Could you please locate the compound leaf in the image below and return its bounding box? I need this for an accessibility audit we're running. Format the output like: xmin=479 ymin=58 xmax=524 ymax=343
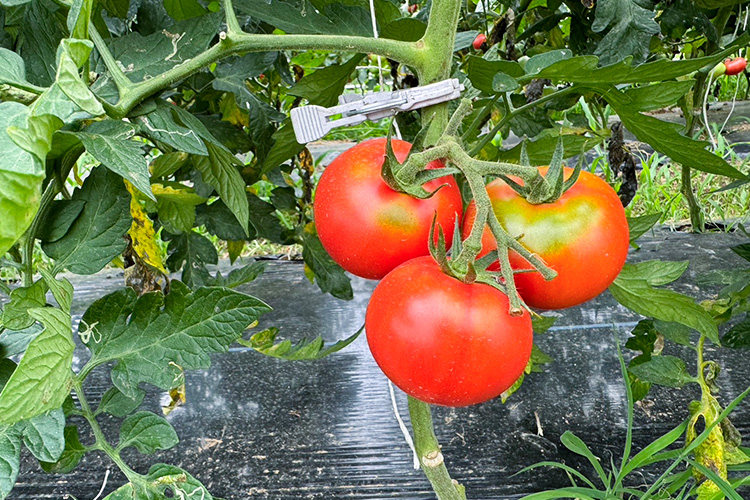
xmin=80 ymin=281 xmax=271 ymax=398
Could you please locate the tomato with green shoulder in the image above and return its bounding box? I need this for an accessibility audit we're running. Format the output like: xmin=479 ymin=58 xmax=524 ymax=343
xmin=462 ymin=167 xmax=629 ymax=310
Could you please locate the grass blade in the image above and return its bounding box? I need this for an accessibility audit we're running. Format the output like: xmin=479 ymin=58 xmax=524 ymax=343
xmin=560 ymin=431 xmax=611 ymax=488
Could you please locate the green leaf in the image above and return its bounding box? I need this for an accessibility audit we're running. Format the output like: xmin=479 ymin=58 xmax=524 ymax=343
xmin=0 ymin=102 xmax=45 ymax=256
xmin=609 ymin=278 xmax=719 ymax=345
xmin=67 ymin=0 xmax=93 ymax=39
xmin=525 ymin=50 xmax=573 ymax=75
xmin=623 ymin=81 xmax=694 ymax=112
xmin=261 ymin=119 xmax=305 ymax=173
xmin=526 ymin=37 xmax=749 ymax=84
xmin=244 ymin=325 xmax=362 ymax=360
xmin=1 ymin=280 xmax=47 ymax=330
xmin=56 ymin=49 xmax=99 ymax=115
xmin=466 ymin=56 xmax=525 ymax=94
xmin=653 ymin=319 xmax=693 ymax=347
xmin=81 ymin=281 xmax=271 ymax=398
xmin=150 ymin=151 xmax=190 ymax=179
xmin=19 ymin=1 xmax=67 ymax=87
xmin=43 ymin=167 xmax=133 ymax=275
xmin=610 ymin=273 xmax=720 ymax=345
xmin=591 ymin=0 xmax=660 ymax=66
xmin=560 ymin=431 xmax=609 ymax=486
xmin=99 ymin=0 xmax=130 ymax=17
xmin=40 ymin=425 xmax=86 ymax=474
xmin=454 ymin=30 xmax=479 ymax=51
xmin=18 ymin=408 xmax=65 ymax=463
xmin=74 ymin=129 xmax=153 ymax=201
xmin=0 ymin=307 xmax=74 ymax=425
xmin=235 ymin=0 xmax=370 ymax=35
xmin=97 ymin=387 xmax=146 ymax=417
xmin=153 ymin=182 xmax=206 ymax=234
xmin=0 ymin=424 xmax=21 ymax=500
xmin=616 ymin=260 xmax=689 ymax=286
xmin=288 ymin=54 xmax=364 ymax=107
xmin=136 ymin=102 xmax=208 ymax=156
xmin=211 ymin=261 xmax=267 ymax=288
xmin=118 ymin=411 xmax=178 ymax=454
xmin=629 ymin=355 xmax=696 ymax=388
xmin=723 ymin=315 xmax=750 ymax=348
xmin=301 ymin=229 xmax=353 ymax=300
xmin=660 ymin=0 xmax=718 ymax=44
xmin=165 ymin=230 xmax=218 ymax=286
xmin=730 ymin=243 xmax=750 ymax=263
xmin=495 ymin=126 xmax=606 ymax=164
xmin=0 ymin=407 xmax=65 ymax=499
xmin=532 ymin=315 xmax=557 ymax=334
xmin=163 ymin=0 xmax=207 ymax=19
xmin=92 ymin=14 xmax=221 ymax=102
xmin=7 ymin=114 xmax=63 ymax=164
xmin=38 ymin=269 xmax=74 ymax=313
xmin=196 ymin=199 xmax=252 ymax=241
xmin=628 ymin=212 xmax=661 ymax=243
xmin=193 ymin=143 xmax=249 ymax=234
xmin=0 ymin=325 xmax=44 ymax=359
xmin=0 ymin=49 xmax=34 ymax=89
xmin=381 ymin=18 xmax=426 ymax=42
xmin=492 ymin=72 xmax=519 ymax=93
xmin=104 ymin=463 xmax=215 ymax=500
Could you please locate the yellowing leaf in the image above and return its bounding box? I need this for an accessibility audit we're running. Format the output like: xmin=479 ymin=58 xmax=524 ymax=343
xmin=124 ymin=180 xmax=167 ymax=274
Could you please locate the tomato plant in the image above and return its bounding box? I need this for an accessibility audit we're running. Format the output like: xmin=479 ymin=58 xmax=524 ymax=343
xmin=365 ymin=256 xmax=532 ymax=407
xmin=463 ymin=168 xmax=629 ymax=310
xmin=314 ymin=138 xmax=463 ymax=280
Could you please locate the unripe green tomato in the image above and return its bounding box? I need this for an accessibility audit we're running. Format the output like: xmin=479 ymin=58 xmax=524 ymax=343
xmin=710 ymin=61 xmax=727 ymax=79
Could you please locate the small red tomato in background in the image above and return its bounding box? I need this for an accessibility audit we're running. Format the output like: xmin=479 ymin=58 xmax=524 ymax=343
xmin=473 ymin=33 xmax=487 ymax=50
xmin=724 ymin=57 xmax=747 ymax=76
xmin=407 ymin=3 xmax=418 ymax=13
xmin=462 ymin=168 xmax=629 ymax=310
xmin=314 ymin=138 xmax=463 ymax=280
xmin=365 ymin=256 xmax=533 ymax=407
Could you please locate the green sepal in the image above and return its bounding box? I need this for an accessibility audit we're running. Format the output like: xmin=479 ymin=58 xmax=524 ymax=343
xmin=381 ymin=125 xmax=404 ymax=192
xmin=428 ymin=215 xmax=454 ymax=278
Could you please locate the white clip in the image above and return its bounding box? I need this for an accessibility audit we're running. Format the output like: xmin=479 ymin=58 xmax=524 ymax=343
xmin=290 ymin=78 xmax=464 ymax=144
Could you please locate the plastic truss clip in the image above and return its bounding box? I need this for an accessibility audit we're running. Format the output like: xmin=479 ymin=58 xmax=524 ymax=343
xmin=290 ymin=78 xmax=465 ymax=144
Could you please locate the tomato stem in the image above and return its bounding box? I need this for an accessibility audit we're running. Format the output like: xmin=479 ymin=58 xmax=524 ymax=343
xmin=408 ymin=397 xmax=467 ymax=500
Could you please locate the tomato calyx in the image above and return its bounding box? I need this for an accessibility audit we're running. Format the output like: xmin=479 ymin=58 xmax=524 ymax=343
xmin=381 ymin=125 xmax=459 ymax=199
xmin=427 ymin=216 xmax=527 ymax=317
xmin=502 ymin=138 xmax=582 ymax=205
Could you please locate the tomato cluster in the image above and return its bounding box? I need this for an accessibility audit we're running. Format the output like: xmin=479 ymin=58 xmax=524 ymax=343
xmin=313 ymin=141 xmax=629 ymax=407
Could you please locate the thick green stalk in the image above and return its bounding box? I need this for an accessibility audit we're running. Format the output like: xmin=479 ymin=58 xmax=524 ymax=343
xmin=408 ymin=397 xmax=466 ymax=500
xmin=416 ymin=0 xmax=463 ymax=143
xmin=104 ymin=32 xmax=421 ymax=118
xmin=22 ymin=180 xmax=59 ymax=286
xmin=72 ymin=375 xmax=141 ymax=483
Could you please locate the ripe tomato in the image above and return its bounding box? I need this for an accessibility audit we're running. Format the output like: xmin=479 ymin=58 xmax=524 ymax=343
xmin=724 ymin=57 xmax=747 ymax=76
xmin=473 ymin=33 xmax=487 ymax=50
xmin=365 ymin=256 xmax=532 ymax=406
xmin=407 ymin=3 xmax=418 ymax=13
xmin=314 ymin=138 xmax=462 ymax=280
xmin=462 ymin=168 xmax=629 ymax=310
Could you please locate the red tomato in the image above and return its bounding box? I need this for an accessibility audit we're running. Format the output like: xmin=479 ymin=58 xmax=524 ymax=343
xmin=365 ymin=256 xmax=532 ymax=406
xmin=407 ymin=3 xmax=418 ymax=13
xmin=724 ymin=57 xmax=747 ymax=76
xmin=462 ymin=168 xmax=629 ymax=310
xmin=314 ymin=138 xmax=462 ymax=280
xmin=473 ymin=33 xmax=487 ymax=50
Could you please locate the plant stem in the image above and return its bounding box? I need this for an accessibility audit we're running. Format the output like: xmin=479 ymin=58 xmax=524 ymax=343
xmin=408 ymin=397 xmax=466 ymax=500
xmin=681 ymin=164 xmax=705 ymax=233
xmin=469 ymin=86 xmax=578 ymax=156
xmin=22 ymin=180 xmax=60 ymax=287
xmin=106 ymin=32 xmax=421 ymax=118
xmin=417 ymin=0 xmax=463 ymax=143
xmin=72 ymin=375 xmax=141 ymax=483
